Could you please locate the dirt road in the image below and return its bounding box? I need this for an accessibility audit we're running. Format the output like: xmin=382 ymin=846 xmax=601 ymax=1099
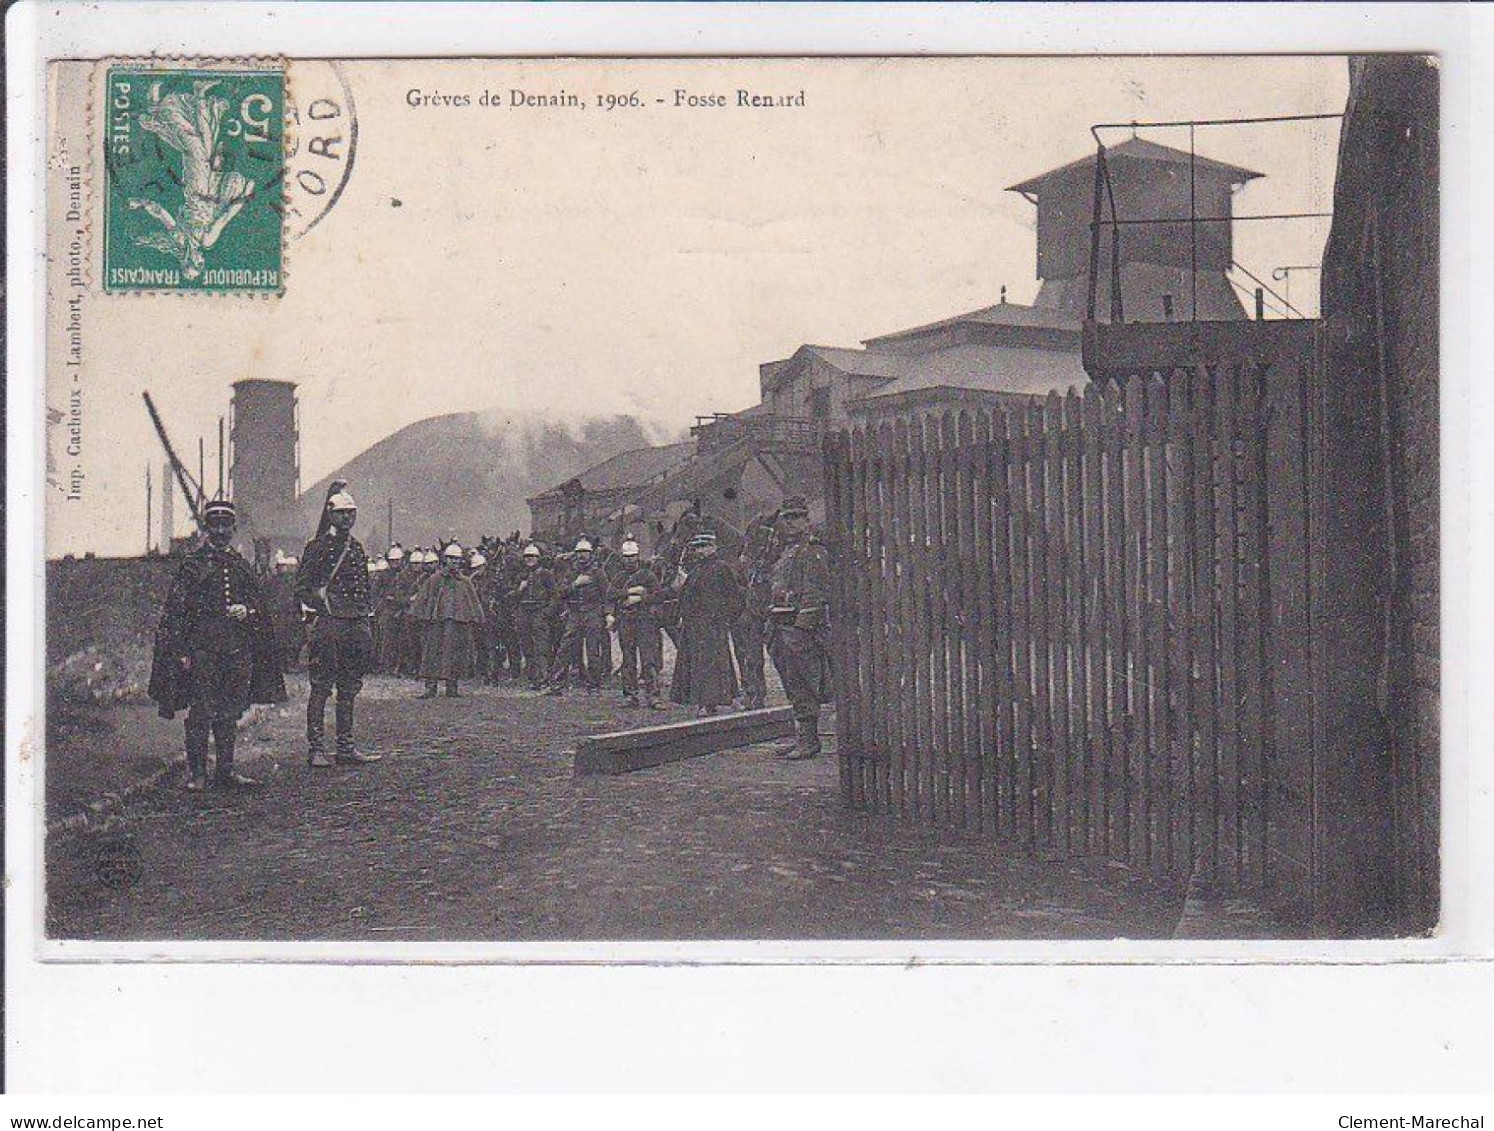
xmin=46 ymin=675 xmax=1187 ymax=941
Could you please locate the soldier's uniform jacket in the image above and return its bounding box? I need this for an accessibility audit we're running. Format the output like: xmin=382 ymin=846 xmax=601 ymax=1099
xmin=613 ymin=562 xmax=664 ymax=625
xmin=770 ymin=535 xmax=832 ymax=631
xmin=512 ymin=564 xmax=559 ymax=613
xmin=294 ymin=531 xmax=372 ymax=619
xmin=741 ymin=518 xmax=779 ymax=614
xmin=491 ymin=556 xmax=524 ymax=616
xmin=147 ymin=541 xmax=288 ymax=718
xmin=560 ymin=562 xmax=611 ymax=629
xmin=375 ymin=565 xmax=409 ymax=612
xmin=604 ymin=554 xmax=638 ymax=597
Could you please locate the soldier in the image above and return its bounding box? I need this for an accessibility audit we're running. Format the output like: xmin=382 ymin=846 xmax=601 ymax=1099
xmin=266 ymin=550 xmax=305 ymax=672
xmin=732 ymin=513 xmax=775 ymax=710
xmin=514 ymin=543 xmax=558 ymax=689
xmin=485 ymin=544 xmax=523 ymax=682
xmin=399 ymin=549 xmax=438 ymax=676
xmin=613 ymin=539 xmax=666 ymax=709
xmin=410 ymin=543 xmax=487 ymax=697
xmin=367 ymin=555 xmax=389 ymax=663
xmin=767 ymin=495 xmax=835 ymax=760
xmin=465 ymin=548 xmax=492 ymax=682
xmin=375 ymin=543 xmax=409 ymax=673
xmin=547 ymin=538 xmax=611 ymax=696
xmin=148 ymin=499 xmax=287 ymax=791
xmin=652 ymin=512 xmax=697 ymax=652
xmin=670 ymin=530 xmax=743 ymax=715
xmin=295 ymin=485 xmax=382 ymax=768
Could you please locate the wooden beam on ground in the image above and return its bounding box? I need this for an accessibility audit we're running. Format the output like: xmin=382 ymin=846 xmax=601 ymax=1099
xmin=574 ymin=707 xmax=796 ymax=776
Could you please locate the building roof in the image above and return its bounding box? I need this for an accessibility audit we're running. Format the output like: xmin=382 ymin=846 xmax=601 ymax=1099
xmin=852 ymin=343 xmax=1088 ymax=404
xmin=1007 ymin=136 xmax=1264 ymax=196
xmin=801 ymin=344 xmax=912 ymax=378
xmin=533 ymin=440 xmax=696 ymax=499
xmin=862 ymin=300 xmax=1080 ymax=346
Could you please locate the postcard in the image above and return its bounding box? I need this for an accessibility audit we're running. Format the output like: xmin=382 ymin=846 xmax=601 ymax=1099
xmin=36 ymin=51 xmax=1439 ymax=952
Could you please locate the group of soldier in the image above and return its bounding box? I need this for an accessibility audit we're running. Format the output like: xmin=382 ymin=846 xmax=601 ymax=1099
xmin=149 ymin=480 xmax=834 ymax=793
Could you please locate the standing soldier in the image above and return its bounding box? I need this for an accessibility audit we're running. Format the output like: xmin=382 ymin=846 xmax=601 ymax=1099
xmin=732 ymin=513 xmax=775 ymax=711
xmin=375 ymin=543 xmax=409 ymax=673
xmin=267 ymin=551 xmax=305 ymax=672
xmin=367 ymin=556 xmax=389 ymax=663
xmin=612 ymin=539 xmax=667 ymax=709
xmin=547 ymin=538 xmax=611 ymax=696
xmin=295 ymin=485 xmax=382 ymax=768
xmin=399 ymin=549 xmax=438 ymax=676
xmin=486 ymin=545 xmax=523 ymax=682
xmin=514 ymin=543 xmax=557 ymax=690
xmin=410 ymin=543 xmax=487 ymax=697
xmin=767 ymin=495 xmax=834 ymax=760
xmin=670 ymin=530 xmax=743 ymax=716
xmin=148 ymin=498 xmax=287 ymax=791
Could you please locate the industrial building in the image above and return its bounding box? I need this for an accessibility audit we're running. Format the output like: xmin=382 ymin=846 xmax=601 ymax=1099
xmin=529 ymin=135 xmax=1263 ymax=539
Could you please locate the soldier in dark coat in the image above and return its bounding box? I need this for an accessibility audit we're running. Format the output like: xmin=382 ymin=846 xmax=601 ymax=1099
xmin=513 ymin=543 xmax=558 ymax=689
xmin=410 ymin=543 xmax=488 ymax=697
xmin=148 ymin=499 xmax=287 ymax=791
xmin=670 ymin=530 xmax=743 ymax=714
xmin=612 ymin=539 xmax=666 ymax=709
xmin=294 ymin=485 xmax=382 ymax=768
xmin=266 ymin=553 xmax=305 ymax=671
xmin=652 ymin=512 xmax=698 ymax=652
xmin=375 ymin=544 xmax=409 ymax=672
xmin=767 ymin=496 xmax=835 ymax=759
xmin=482 ymin=545 xmax=523 ymax=681
xmin=546 ymin=538 xmax=611 ymax=695
xmin=732 ymin=513 xmax=775 ymax=711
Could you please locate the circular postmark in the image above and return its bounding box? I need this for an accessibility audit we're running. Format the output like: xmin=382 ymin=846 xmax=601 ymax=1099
xmin=92 ymin=832 xmax=144 ymax=890
xmin=283 ymin=60 xmax=358 ymax=240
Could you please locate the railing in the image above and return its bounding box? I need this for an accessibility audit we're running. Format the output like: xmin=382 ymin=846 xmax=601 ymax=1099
xmin=692 ymin=411 xmax=821 ymax=454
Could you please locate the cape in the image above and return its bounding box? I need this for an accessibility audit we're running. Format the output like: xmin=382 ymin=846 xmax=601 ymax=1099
xmin=147 ymin=543 xmax=289 ymax=719
xmin=410 ymin=571 xmax=487 ymax=624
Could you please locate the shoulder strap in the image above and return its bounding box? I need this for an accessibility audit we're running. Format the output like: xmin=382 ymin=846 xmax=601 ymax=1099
xmin=325 ymin=536 xmax=353 ymax=589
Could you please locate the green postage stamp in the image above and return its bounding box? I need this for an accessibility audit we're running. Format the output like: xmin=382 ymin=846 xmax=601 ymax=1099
xmin=102 ymin=66 xmax=285 ymax=293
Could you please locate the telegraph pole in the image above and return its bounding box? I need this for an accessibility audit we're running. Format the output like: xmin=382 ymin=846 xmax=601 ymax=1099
xmin=217 ymin=416 xmax=225 ymax=499
xmin=387 ymin=497 xmax=394 ymax=552
xmin=161 ymin=459 xmax=174 ymax=548
xmin=145 ymin=464 xmax=153 ymax=554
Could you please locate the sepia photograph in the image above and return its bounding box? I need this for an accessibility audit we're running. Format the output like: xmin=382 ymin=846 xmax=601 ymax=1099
xmin=38 ymin=49 xmax=1438 ymax=949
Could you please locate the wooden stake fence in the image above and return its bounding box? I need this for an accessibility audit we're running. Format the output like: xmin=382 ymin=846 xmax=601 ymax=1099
xmin=823 ymin=361 xmax=1317 ymax=898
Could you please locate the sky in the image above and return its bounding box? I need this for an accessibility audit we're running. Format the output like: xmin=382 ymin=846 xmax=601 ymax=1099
xmin=46 ymin=55 xmax=1347 ymax=557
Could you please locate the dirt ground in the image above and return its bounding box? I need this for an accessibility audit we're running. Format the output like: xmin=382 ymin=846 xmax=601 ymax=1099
xmin=45 ymin=674 xmax=1190 ymax=941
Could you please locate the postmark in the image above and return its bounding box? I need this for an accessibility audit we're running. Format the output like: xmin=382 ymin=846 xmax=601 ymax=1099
xmin=91 ymin=832 xmax=144 ymax=890
xmin=283 ymin=60 xmax=359 ymax=240
xmin=102 ymin=65 xmax=285 ymax=293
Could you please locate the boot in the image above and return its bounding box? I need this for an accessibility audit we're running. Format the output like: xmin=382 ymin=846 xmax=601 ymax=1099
xmin=335 ymin=696 xmax=382 ymax=764
xmin=185 ymin=713 xmax=210 ymax=790
xmin=212 ymin=718 xmax=258 ymax=788
xmin=307 ymin=687 xmax=335 ymax=767
xmin=445 ymin=679 xmax=460 ymax=698
xmin=418 ymin=680 xmax=439 ymax=699
xmin=783 ymin=712 xmax=821 ymax=761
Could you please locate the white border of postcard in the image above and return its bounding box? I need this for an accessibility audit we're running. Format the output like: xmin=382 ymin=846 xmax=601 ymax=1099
xmin=7 ymin=0 xmax=1490 ymax=1093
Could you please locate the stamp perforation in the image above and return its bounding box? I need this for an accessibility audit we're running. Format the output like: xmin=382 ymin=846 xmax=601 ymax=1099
xmin=91 ymin=56 xmax=290 ymax=299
